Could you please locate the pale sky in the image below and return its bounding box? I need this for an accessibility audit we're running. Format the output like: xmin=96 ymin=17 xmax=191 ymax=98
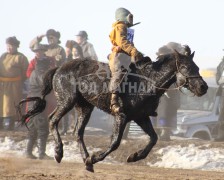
xmin=1 ymin=0 xmax=224 ymax=70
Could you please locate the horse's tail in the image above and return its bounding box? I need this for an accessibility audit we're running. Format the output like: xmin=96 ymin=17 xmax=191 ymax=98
xmin=17 ymin=67 xmax=58 ymax=125
xmin=17 ymin=97 xmax=47 ymax=125
xmin=41 ymin=67 xmax=58 ymax=98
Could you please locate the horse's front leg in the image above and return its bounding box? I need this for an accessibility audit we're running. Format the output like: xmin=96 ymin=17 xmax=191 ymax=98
xmin=49 ymin=108 xmax=64 ymax=163
xmin=74 ymin=105 xmax=94 ymax=172
xmin=127 ymin=116 xmax=158 ymax=162
xmin=85 ymin=113 xmax=127 ymax=166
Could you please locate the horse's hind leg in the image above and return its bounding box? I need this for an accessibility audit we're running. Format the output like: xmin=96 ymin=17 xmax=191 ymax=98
xmin=85 ymin=113 xmax=127 ymax=169
xmin=74 ymin=102 xmax=94 ymax=171
xmin=49 ymin=95 xmax=76 ymax=163
xmin=127 ymin=116 xmax=158 ymax=162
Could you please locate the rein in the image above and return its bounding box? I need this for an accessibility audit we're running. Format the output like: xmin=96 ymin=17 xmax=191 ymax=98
xmin=151 ymin=53 xmax=201 ymax=91
xmin=152 ymin=74 xmax=187 ymax=91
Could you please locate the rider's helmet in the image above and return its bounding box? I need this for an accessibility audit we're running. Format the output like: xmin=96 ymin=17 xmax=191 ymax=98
xmin=115 ymin=7 xmax=133 ymax=27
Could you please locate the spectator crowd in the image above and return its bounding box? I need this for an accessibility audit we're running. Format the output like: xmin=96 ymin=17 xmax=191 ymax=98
xmin=0 ymin=29 xmax=98 ymax=159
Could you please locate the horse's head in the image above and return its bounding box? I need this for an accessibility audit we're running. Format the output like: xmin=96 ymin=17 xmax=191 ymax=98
xmin=174 ymin=45 xmax=208 ymax=96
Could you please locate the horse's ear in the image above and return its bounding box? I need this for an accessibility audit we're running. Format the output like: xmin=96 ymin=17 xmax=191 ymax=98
xmin=183 ymin=45 xmax=191 ymax=56
xmin=190 ymin=51 xmax=195 ymax=60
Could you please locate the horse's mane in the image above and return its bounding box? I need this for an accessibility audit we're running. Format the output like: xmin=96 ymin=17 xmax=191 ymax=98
xmin=152 ymin=44 xmax=191 ymax=70
xmin=152 ymin=53 xmax=173 ymax=70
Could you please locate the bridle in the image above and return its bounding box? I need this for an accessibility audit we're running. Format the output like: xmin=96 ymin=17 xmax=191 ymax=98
xmin=152 ymin=51 xmax=202 ymax=91
xmin=175 ymin=52 xmax=202 ymax=80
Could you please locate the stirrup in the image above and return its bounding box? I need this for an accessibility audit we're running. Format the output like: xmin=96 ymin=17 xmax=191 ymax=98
xmin=110 ymin=104 xmax=121 ymax=114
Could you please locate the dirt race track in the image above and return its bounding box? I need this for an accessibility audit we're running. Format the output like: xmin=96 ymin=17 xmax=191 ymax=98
xmin=2 ymin=158 xmax=224 ymax=180
xmin=1 ymin=131 xmax=224 ymax=180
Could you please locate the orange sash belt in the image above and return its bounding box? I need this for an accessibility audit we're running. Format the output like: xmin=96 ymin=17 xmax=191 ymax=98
xmin=0 ymin=76 xmax=21 ymax=82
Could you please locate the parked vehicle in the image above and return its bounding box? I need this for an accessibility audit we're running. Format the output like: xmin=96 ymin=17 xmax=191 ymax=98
xmin=174 ymin=76 xmax=221 ymax=140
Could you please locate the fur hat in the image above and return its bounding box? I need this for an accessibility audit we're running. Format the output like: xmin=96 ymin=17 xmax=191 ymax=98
xmin=46 ymin=29 xmax=61 ymax=44
xmin=46 ymin=29 xmax=60 ymax=39
xmin=32 ymin=44 xmax=48 ymax=52
xmin=6 ymin=36 xmax=20 ymax=47
xmin=75 ymin=31 xmax=88 ymax=40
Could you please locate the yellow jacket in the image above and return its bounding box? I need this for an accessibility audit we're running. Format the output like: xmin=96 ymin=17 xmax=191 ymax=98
xmin=109 ymin=21 xmax=139 ymax=57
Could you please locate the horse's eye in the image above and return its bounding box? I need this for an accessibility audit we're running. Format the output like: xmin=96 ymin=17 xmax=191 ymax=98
xmin=179 ymin=66 xmax=188 ymax=73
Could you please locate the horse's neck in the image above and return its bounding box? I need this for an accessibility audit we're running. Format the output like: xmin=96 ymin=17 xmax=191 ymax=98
xmin=152 ymin=57 xmax=177 ymax=91
xmin=159 ymin=58 xmax=177 ymax=88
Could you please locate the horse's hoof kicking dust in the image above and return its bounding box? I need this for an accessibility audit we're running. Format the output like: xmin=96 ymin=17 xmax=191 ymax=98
xmin=54 ymin=155 xmax=62 ymax=163
xmin=85 ymin=157 xmax=94 ymax=172
xmin=127 ymin=152 xmax=138 ymax=163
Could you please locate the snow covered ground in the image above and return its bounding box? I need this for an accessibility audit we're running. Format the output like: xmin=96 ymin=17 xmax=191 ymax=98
xmin=1 ymin=133 xmax=224 ymax=172
xmin=148 ymin=143 xmax=224 ymax=171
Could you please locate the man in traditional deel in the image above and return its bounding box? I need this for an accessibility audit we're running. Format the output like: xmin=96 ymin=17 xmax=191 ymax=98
xmin=0 ymin=36 xmax=29 ymax=130
xmin=30 ymin=29 xmax=66 ymax=67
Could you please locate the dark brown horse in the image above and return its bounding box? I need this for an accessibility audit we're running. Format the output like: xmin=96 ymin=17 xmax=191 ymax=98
xmin=18 ymin=45 xmax=208 ymax=172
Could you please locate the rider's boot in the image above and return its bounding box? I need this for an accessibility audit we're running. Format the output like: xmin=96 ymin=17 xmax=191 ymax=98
xmin=110 ymin=93 xmax=122 ymax=115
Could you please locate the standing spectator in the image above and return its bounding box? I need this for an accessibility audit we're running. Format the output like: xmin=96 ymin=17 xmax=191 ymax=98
xmin=214 ymin=56 xmax=224 ymax=141
xmin=156 ymin=85 xmax=180 ymax=141
xmin=65 ymin=40 xmax=83 ymax=61
xmin=30 ymin=29 xmax=66 ymax=67
xmin=26 ymin=44 xmax=55 ymax=78
xmin=30 ymin=29 xmax=66 ymax=134
xmin=155 ymin=42 xmax=183 ymax=141
xmin=0 ymin=36 xmax=29 ymax=130
xmin=75 ymin=31 xmax=98 ymax=60
xmin=25 ymin=44 xmax=55 ymax=159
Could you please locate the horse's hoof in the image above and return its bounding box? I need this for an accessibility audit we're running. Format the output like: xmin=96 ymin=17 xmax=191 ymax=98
xmin=54 ymin=154 xmax=62 ymax=163
xmin=85 ymin=157 xmax=94 ymax=173
xmin=127 ymin=152 xmax=138 ymax=163
xmin=85 ymin=164 xmax=94 ymax=173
